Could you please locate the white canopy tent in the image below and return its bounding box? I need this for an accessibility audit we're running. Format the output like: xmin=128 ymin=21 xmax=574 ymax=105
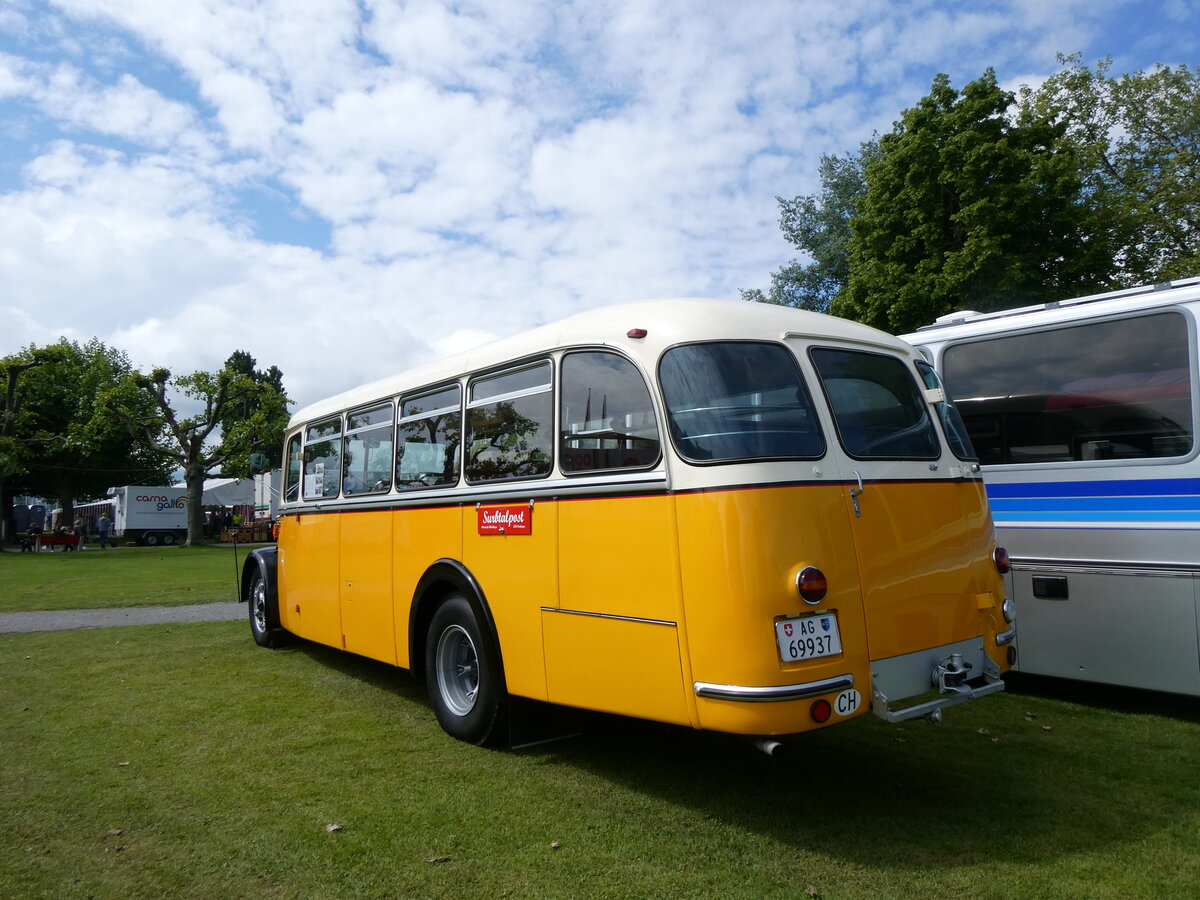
xmin=201 ymin=477 xmax=254 ymax=507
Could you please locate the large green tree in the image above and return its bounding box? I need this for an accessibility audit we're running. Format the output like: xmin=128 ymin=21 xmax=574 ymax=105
xmin=1 ymin=347 xmax=62 ymax=541
xmin=112 ymin=363 xmax=291 ymax=545
xmin=4 ymin=340 xmax=171 ymax=531
xmin=833 ymin=69 xmax=1112 ymax=333
xmin=741 ymin=140 xmax=879 ymax=312
xmin=221 ymin=350 xmax=290 ymax=473
xmin=1020 ymin=55 xmax=1200 ymax=285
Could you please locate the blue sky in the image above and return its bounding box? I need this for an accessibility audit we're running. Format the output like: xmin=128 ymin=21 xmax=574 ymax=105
xmin=1 ymin=0 xmax=1197 ymax=408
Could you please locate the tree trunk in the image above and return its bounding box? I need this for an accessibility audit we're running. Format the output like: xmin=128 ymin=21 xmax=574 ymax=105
xmin=184 ymin=466 xmax=207 ymax=546
xmin=56 ymin=474 xmax=74 ymax=532
xmin=0 ymin=477 xmax=11 ymax=543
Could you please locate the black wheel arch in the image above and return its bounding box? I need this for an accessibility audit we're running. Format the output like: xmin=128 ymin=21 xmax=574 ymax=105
xmin=409 ymin=559 xmax=506 ymax=693
xmin=241 ymin=546 xmax=279 ymax=605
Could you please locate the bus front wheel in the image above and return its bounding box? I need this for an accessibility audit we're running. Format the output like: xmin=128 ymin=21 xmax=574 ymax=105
xmin=248 ymin=568 xmax=289 ymax=649
xmin=425 ymin=594 xmax=504 ymax=746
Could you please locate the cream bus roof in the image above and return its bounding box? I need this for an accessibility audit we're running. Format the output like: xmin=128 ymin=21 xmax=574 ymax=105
xmin=290 ymin=297 xmax=912 ymax=427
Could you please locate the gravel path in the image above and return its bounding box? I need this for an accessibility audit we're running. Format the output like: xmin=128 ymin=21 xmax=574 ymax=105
xmin=0 ymin=602 xmax=245 ymax=634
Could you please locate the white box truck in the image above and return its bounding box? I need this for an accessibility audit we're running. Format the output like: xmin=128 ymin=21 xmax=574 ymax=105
xmin=108 ymin=485 xmax=188 ymax=546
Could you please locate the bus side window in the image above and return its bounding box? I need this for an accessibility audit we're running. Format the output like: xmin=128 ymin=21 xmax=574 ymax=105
xmin=466 ymin=364 xmax=553 ymax=482
xmin=343 ymin=404 xmax=394 ymax=495
xmin=397 ymin=385 xmax=461 ymax=489
xmin=560 ymin=351 xmax=661 ymax=473
xmin=303 ymin=417 xmax=343 ymax=499
xmin=282 ymin=432 xmax=302 ymax=503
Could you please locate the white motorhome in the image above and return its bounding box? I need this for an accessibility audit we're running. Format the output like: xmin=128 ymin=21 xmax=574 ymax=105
xmin=904 ymin=276 xmax=1200 ymax=696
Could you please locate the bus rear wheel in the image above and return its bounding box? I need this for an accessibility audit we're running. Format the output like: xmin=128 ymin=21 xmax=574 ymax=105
xmin=425 ymin=594 xmax=504 ymax=746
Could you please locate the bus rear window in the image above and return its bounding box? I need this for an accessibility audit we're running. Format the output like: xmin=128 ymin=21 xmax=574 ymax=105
xmin=659 ymin=342 xmax=824 ymax=463
xmin=810 ymin=348 xmax=939 ymax=460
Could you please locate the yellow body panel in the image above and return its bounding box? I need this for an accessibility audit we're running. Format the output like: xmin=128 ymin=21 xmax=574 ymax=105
xmin=674 ymin=484 xmax=872 ymax=733
xmin=542 ymin=611 xmax=689 ymax=724
xmin=390 ymin=505 xmax=462 ymax=670
xmin=278 ymin=513 xmax=342 ymax=643
xmin=847 ymin=480 xmax=1006 ymax=662
xmin=338 ymin=510 xmax=396 ymax=662
xmin=556 ymin=494 xmax=679 ymax=620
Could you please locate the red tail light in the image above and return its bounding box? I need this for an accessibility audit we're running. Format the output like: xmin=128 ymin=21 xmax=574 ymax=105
xmin=810 ymin=699 xmax=832 ymax=723
xmin=797 ymin=566 xmax=828 ymax=604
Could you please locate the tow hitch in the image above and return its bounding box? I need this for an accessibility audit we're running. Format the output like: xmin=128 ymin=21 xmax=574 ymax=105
xmin=932 ymin=652 xmax=973 ymax=694
xmin=870 ymin=640 xmax=1006 ymax=724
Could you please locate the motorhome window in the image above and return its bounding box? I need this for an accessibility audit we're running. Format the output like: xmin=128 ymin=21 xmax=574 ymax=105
xmin=396 ymin=385 xmax=461 ymax=490
xmin=303 ymin=417 xmax=343 ymax=499
xmin=942 ymin=312 xmax=1193 ymax=464
xmin=283 ymin=433 xmax=302 ymax=503
xmin=659 ymin=342 xmax=824 ymax=463
xmin=916 ymin=360 xmax=977 ymax=461
xmin=810 ymin=348 xmax=940 ymax=460
xmin=560 ymin=352 xmax=661 ymax=473
xmin=466 ymin=363 xmax=553 ymax=482
xmin=342 ymin=403 xmax=394 ymax=495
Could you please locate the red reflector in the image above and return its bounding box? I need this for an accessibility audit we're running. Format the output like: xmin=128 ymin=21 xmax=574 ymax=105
xmin=1007 ymin=646 xmax=1017 ymax=666
xmin=810 ymin=699 xmax=832 ymax=723
xmin=626 ymin=328 xmax=648 ymax=339
xmin=797 ymin=566 xmax=828 ymax=604
xmin=994 ymin=546 xmax=1011 ymax=575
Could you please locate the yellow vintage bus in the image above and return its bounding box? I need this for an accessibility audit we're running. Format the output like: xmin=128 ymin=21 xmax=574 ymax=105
xmin=242 ymin=299 xmax=1014 ymax=749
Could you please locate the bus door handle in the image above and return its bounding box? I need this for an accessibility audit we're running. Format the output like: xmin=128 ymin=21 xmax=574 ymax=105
xmin=849 ymin=471 xmax=864 ymax=518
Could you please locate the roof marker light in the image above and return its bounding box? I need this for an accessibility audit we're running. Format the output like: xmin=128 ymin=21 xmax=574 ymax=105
xmin=627 ymin=328 xmax=648 ymax=339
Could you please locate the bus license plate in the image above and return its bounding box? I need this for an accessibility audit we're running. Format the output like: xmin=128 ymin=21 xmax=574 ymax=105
xmin=775 ymin=614 xmax=842 ymax=662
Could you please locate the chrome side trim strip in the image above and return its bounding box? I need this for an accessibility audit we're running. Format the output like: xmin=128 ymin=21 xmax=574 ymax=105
xmin=1013 ymin=558 xmax=1200 ymax=579
xmin=995 ymin=628 xmax=1016 ymax=646
xmin=694 ymin=674 xmax=854 ymax=703
xmin=540 ymin=607 xmax=676 ymax=627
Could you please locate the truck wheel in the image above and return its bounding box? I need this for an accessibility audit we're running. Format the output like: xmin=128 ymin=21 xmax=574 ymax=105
xmin=425 ymin=594 xmax=505 ymax=746
xmin=249 ymin=568 xmax=289 ymax=648
xmin=161 ymin=532 xmax=176 ymax=546
xmin=144 ymin=532 xmax=160 ymax=547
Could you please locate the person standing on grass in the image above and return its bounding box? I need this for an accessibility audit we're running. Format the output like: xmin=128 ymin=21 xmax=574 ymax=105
xmin=97 ymin=513 xmax=112 ymax=549
xmin=73 ymin=515 xmax=86 ymax=549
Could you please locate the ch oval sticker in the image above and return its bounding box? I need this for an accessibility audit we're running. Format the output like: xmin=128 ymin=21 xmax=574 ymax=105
xmin=834 ymin=689 xmax=862 ymax=717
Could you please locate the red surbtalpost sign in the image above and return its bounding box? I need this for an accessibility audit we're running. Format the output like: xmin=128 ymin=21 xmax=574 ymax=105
xmin=477 ymin=503 xmax=533 ymax=536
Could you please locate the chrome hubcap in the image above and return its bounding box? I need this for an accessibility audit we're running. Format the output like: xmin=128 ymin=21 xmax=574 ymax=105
xmin=251 ymin=580 xmax=267 ymax=633
xmin=435 ymin=624 xmax=479 ymax=717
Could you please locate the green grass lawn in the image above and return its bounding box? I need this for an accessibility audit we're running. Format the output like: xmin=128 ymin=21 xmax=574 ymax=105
xmin=0 ymin=544 xmax=260 ymax=612
xmin=2 ymin=622 xmax=1198 ymax=899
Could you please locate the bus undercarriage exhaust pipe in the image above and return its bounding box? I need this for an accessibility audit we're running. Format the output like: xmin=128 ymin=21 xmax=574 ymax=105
xmin=755 ymin=737 xmax=784 ymax=758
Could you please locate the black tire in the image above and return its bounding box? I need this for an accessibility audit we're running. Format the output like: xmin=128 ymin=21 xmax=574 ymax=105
xmin=161 ymin=532 xmax=176 ymax=546
xmin=424 ymin=593 xmax=505 ymax=746
xmin=143 ymin=532 xmax=160 ymax=547
xmin=248 ymin=567 xmax=289 ymax=648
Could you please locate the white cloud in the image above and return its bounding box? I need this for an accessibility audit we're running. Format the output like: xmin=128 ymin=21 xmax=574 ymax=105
xmin=0 ymin=0 xmax=1188 ymax=413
